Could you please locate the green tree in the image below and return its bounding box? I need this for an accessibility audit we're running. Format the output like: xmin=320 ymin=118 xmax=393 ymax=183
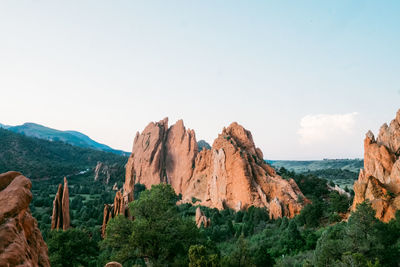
xmin=47 ymin=228 xmax=98 ymax=267
xmin=225 ymin=234 xmax=254 ymax=267
xmin=188 ymin=245 xmax=220 ymax=267
xmin=129 ymin=184 xmax=201 ymax=265
xmin=99 ymin=215 xmax=136 ymax=265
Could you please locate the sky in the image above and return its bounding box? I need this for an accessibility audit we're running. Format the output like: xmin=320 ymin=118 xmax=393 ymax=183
xmin=1 ymin=1 xmax=399 ymax=160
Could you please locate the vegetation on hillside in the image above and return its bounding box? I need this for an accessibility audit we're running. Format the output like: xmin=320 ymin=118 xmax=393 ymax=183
xmin=40 ymin=173 xmax=399 ymax=266
xmin=4 ymin=130 xmax=398 ymax=266
xmin=0 ymin=128 xmax=126 ymax=179
xmin=269 ymin=159 xmax=363 ymax=173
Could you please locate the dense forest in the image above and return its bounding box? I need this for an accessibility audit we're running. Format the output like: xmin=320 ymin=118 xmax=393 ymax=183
xmin=0 ymin=128 xmax=126 ymax=179
xmin=3 ymin=128 xmax=399 ymax=266
xmin=30 ymin=166 xmax=400 ymax=266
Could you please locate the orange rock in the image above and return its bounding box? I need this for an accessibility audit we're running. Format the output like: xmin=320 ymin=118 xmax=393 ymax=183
xmin=352 ymin=109 xmax=400 ymax=222
xmin=62 ymin=177 xmax=70 ymax=231
xmin=184 ymin=122 xmax=306 ymax=219
xmin=102 ymin=190 xmax=126 ymax=237
xmin=124 ymin=118 xmax=169 ymax=203
xmin=123 ymin=119 xmax=306 ymax=219
xmin=0 ymin=171 xmax=50 ymax=267
xmin=51 ymin=177 xmax=70 ymax=230
xmin=165 ymin=120 xmax=198 ymax=195
xmin=195 ymin=207 xmax=210 ymax=228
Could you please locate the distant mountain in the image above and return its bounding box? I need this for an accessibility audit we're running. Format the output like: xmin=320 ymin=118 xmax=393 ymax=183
xmin=4 ymin=122 xmax=128 ymax=155
xmin=267 ymin=158 xmax=363 ymax=173
xmin=0 ymin=123 xmax=10 ymax=129
xmin=197 ymin=140 xmax=211 ymax=151
xmin=0 ymin=128 xmax=127 ymax=179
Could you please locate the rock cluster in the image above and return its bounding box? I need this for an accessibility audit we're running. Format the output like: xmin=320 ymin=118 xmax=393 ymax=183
xmin=0 ymin=171 xmax=50 ymax=266
xmin=352 ymin=109 xmax=400 ymax=222
xmin=94 ymin=161 xmax=124 ymax=185
xmin=124 ymin=119 xmax=306 ymax=219
xmin=51 ymin=177 xmax=70 ymax=230
xmin=195 ymin=207 xmax=210 ymax=228
xmin=102 ymin=191 xmax=125 ymax=237
xmin=94 ymin=161 xmax=111 ymax=184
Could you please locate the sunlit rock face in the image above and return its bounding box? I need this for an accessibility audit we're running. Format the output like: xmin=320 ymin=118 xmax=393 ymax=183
xmin=0 ymin=171 xmax=50 ymax=267
xmin=102 ymin=190 xmax=125 ymax=237
xmin=352 ymin=109 xmax=400 ymax=222
xmin=123 ymin=119 xmax=306 ymax=219
xmin=51 ymin=177 xmax=70 ymax=231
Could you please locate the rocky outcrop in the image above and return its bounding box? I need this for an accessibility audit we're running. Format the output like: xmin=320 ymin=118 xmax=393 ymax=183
xmin=184 ymin=122 xmax=306 ymax=219
xmin=51 ymin=177 xmax=70 ymax=230
xmin=102 ymin=191 xmax=126 ymax=237
xmin=124 ymin=119 xmax=306 ymax=219
xmin=352 ymin=109 xmax=400 ymax=222
xmin=0 ymin=171 xmax=50 ymax=266
xmin=95 ymin=161 xmax=111 ymax=184
xmin=195 ymin=207 xmax=210 ymax=228
xmin=327 ymin=184 xmax=351 ymax=198
xmin=124 ymin=118 xmax=198 ymax=203
xmin=95 ymin=161 xmax=125 ymax=185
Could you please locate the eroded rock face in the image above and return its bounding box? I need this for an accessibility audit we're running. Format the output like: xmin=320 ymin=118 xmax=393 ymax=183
xmin=0 ymin=171 xmax=50 ymax=266
xmin=95 ymin=162 xmax=111 ymax=184
xmin=352 ymin=109 xmax=400 ymax=222
xmin=102 ymin=190 xmax=126 ymax=237
xmin=184 ymin=122 xmax=306 ymax=219
xmin=124 ymin=118 xmax=169 ymax=203
xmin=124 ymin=119 xmax=306 ymax=219
xmin=195 ymin=207 xmax=210 ymax=228
xmin=51 ymin=177 xmax=70 ymax=230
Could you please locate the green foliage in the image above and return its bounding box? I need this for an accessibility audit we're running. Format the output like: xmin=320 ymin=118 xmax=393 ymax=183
xmin=101 ymin=184 xmax=201 ymax=266
xmin=99 ymin=215 xmax=137 ymax=266
xmin=0 ymin=128 xmax=126 ymax=179
xmin=188 ymin=245 xmax=220 ymax=267
xmin=47 ymin=228 xmax=98 ymax=267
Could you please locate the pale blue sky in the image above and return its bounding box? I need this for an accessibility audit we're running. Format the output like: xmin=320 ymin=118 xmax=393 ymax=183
xmin=1 ymin=1 xmax=399 ymax=159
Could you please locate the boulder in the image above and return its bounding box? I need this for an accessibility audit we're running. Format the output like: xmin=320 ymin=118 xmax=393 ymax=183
xmin=0 ymin=171 xmax=50 ymax=266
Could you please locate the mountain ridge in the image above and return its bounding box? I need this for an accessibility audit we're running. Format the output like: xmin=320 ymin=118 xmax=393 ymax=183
xmin=2 ymin=122 xmax=128 ymax=155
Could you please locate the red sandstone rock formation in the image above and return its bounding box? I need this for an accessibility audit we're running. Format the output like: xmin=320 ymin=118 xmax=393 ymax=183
xmin=352 ymin=109 xmax=400 ymax=222
xmin=124 ymin=119 xmax=306 ymax=219
xmin=184 ymin=122 xmax=306 ymax=219
xmin=51 ymin=177 xmax=70 ymax=230
xmin=195 ymin=207 xmax=210 ymax=228
xmin=124 ymin=118 xmax=169 ymax=203
xmin=0 ymin=171 xmax=50 ymax=266
xmin=94 ymin=161 xmax=111 ymax=184
xmin=102 ymin=190 xmax=126 ymax=237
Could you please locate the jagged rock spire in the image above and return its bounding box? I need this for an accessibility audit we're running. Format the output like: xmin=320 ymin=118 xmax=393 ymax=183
xmin=51 ymin=177 xmax=70 ymax=230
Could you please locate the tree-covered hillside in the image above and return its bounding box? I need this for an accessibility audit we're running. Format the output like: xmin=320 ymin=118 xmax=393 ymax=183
xmin=268 ymin=159 xmax=363 ymax=173
xmin=0 ymin=128 xmax=127 ymax=179
xmin=4 ymin=122 xmax=128 ymax=155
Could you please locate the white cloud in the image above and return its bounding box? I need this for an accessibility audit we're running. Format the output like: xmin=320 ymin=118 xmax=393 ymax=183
xmin=298 ymin=112 xmax=358 ymax=145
